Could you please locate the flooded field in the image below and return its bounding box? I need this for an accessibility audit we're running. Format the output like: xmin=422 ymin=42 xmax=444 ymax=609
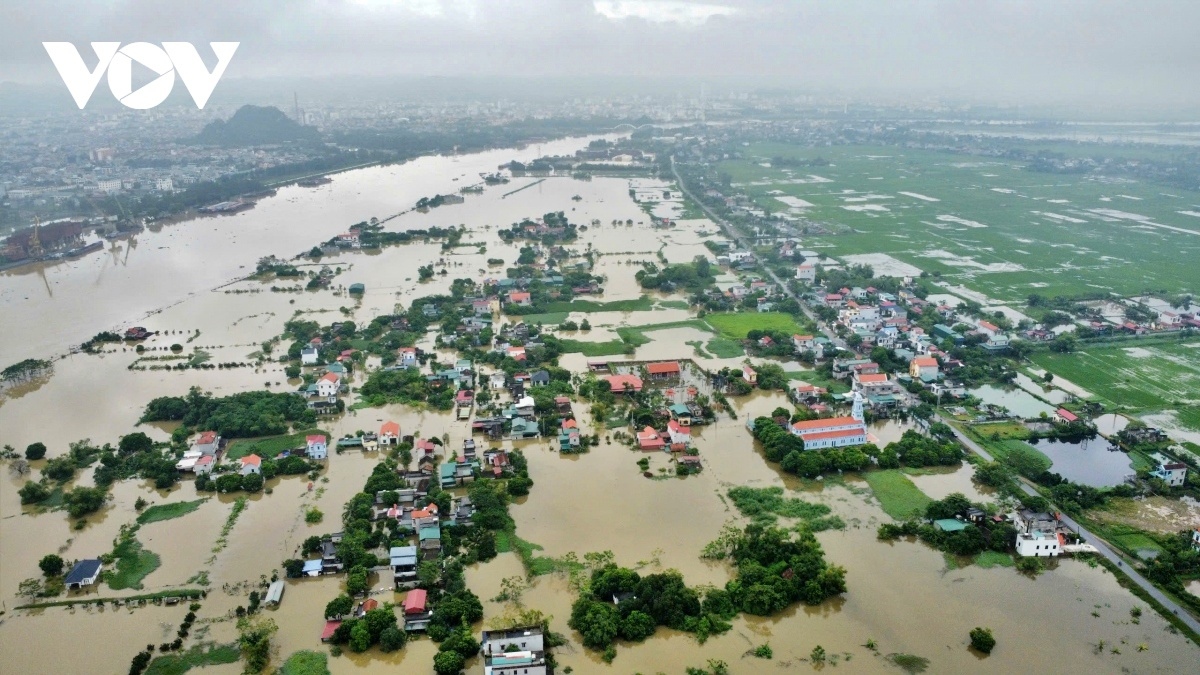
xmin=2 ymin=136 xmax=1198 ymax=674
xmin=970 ymin=383 xmax=1056 ymax=418
xmin=1029 ymin=437 xmax=1134 ymax=487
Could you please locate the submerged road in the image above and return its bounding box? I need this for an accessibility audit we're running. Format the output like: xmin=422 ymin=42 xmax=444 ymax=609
xmin=939 ymin=413 xmax=1200 ymax=635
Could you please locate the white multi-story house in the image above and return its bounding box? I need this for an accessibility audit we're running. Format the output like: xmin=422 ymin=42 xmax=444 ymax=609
xmin=306 ymin=435 xmax=328 ymax=460
xmin=301 ymin=345 xmax=319 ymax=365
xmin=316 ymin=372 xmax=341 ymax=398
xmin=1013 ymin=509 xmax=1062 ymax=557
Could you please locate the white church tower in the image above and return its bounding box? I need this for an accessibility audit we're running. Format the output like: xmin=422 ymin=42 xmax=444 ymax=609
xmin=851 ymin=391 xmax=865 ymax=422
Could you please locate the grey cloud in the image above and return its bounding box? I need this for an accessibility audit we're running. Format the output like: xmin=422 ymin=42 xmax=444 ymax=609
xmin=2 ymin=0 xmax=1198 ymax=109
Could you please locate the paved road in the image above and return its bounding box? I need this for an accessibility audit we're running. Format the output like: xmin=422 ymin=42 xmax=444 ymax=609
xmin=672 ymin=157 xmax=1200 ymax=634
xmin=939 ymin=413 xmax=1200 ymax=634
xmin=669 ymin=156 xmax=848 ymax=351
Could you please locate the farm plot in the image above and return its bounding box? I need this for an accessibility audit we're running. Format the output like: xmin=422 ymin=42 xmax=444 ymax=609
xmin=719 ymin=143 xmax=1200 ymax=303
xmin=1031 ymin=341 xmax=1200 ymax=429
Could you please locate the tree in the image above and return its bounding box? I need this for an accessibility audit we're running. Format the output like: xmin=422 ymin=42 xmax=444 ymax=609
xmin=25 ymin=442 xmax=47 ymax=460
xmin=241 ymin=473 xmax=264 ymax=493
xmin=1049 ymin=334 xmax=1077 ymax=354
xmin=119 ymin=432 xmax=154 ymax=456
xmin=506 ymin=474 xmax=533 ymax=497
xmin=346 ymin=566 xmax=369 ymax=596
xmin=620 ymin=610 xmax=656 ymax=641
xmin=64 ymin=486 xmax=107 ymax=518
xmin=19 ymin=481 xmax=49 ymax=504
xmin=39 ymin=554 xmax=65 ymax=577
xmin=568 ymin=598 xmax=620 ymax=649
xmin=282 ymin=559 xmax=305 ymax=578
xmin=325 ymin=594 xmax=354 ymax=619
xmin=349 ymin=621 xmax=371 ymax=652
xmin=236 ymin=616 xmax=278 ymax=674
xmin=379 ymin=624 xmax=407 ymax=652
xmin=434 ymin=650 xmax=465 ymax=675
xmin=969 ymin=627 xmax=996 ymax=654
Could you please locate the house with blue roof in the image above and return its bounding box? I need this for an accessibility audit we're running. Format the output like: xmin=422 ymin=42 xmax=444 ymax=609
xmin=64 ymin=559 xmax=103 ymax=589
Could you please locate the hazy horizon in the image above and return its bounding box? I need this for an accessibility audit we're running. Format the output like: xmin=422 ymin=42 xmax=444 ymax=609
xmin=2 ymin=1 xmax=1199 ymax=116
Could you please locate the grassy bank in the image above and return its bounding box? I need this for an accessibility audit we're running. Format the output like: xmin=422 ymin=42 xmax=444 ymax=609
xmin=277 ymin=650 xmax=331 ymax=675
xmin=145 ymin=644 xmax=239 ymax=675
xmin=107 ymin=527 xmax=161 ymax=591
xmin=225 ymin=429 xmax=330 ymax=461
xmin=706 ymin=311 xmax=806 ymax=339
xmin=862 ymin=470 xmax=933 ymax=520
xmin=543 ymin=296 xmax=655 ymax=313
xmin=137 ymin=499 xmax=207 ymax=525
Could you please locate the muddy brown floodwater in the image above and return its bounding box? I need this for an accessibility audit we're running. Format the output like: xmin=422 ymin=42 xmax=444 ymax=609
xmin=2 ymin=137 xmax=1197 ymax=674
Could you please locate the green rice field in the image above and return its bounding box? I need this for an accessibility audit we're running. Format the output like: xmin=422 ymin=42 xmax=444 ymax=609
xmin=720 ymin=143 xmax=1200 ymax=304
xmin=1031 ymin=340 xmax=1200 ymax=429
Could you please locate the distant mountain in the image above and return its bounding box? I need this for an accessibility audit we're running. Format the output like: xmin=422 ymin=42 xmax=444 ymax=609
xmin=192 ymin=105 xmax=319 ymax=146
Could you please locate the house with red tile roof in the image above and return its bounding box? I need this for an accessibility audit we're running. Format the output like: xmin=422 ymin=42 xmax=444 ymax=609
xmin=380 ymin=421 xmax=401 ymax=445
xmin=667 ymin=420 xmax=691 ymax=449
xmin=240 ymin=454 xmax=262 ymax=476
xmin=605 ymin=374 xmax=643 ymax=393
xmin=317 ymin=371 xmax=341 ymax=398
xmin=1055 ymin=408 xmax=1079 ymax=424
xmin=192 ymin=431 xmax=220 ymax=456
xmin=646 ymin=361 xmax=681 ymax=379
xmin=637 ymin=426 xmax=665 ymax=451
xmin=403 ymin=589 xmax=428 ymax=615
xmin=789 ymin=416 xmax=868 ymax=449
xmin=507 ymin=291 xmax=532 ymax=306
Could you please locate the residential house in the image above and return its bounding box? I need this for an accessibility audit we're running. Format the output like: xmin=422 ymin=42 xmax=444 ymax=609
xmin=414 ymin=438 xmax=437 ymax=457
xmin=508 ymin=291 xmax=532 ymax=307
xmin=637 ymin=426 xmax=666 ymax=451
xmin=320 ymin=540 xmax=343 ymax=572
xmin=64 ymin=559 xmax=103 ymax=589
xmin=397 ymin=347 xmax=418 ymax=368
xmin=559 ymin=418 xmax=581 ymax=451
xmin=976 ymin=320 xmax=1001 ymax=338
xmin=1013 ymin=509 xmax=1062 ymax=558
xmin=795 ymin=264 xmax=816 ymax=282
xmin=789 ymin=382 xmax=827 ymax=404
xmin=472 ymin=299 xmax=494 ymax=316
xmin=530 ymin=370 xmax=551 ymax=387
xmin=646 ymin=361 xmax=681 ymax=380
xmin=824 ymin=293 xmax=844 ymax=308
xmin=930 ymin=381 xmax=967 ymax=399
xmin=192 ymin=431 xmax=220 ymax=456
xmin=379 ymin=421 xmax=401 ymax=446
xmin=555 ymin=396 xmax=572 ymax=413
xmin=193 ymin=455 xmax=215 ymax=475
xmin=1055 ymin=408 xmax=1079 ymax=424
xmin=301 ymin=345 xmax=319 ymax=365
xmin=909 ymin=356 xmax=939 ymax=382
xmin=317 ymin=372 xmax=341 ymax=398
xmin=483 ymin=627 xmax=548 ymax=675
xmin=792 ymin=334 xmax=819 ymax=357
xmin=306 ymin=435 xmax=328 ymax=460
xmin=669 ymin=403 xmax=693 ymax=426
xmin=1149 ymin=455 xmax=1188 ymax=487
xmin=240 ymin=454 xmax=262 ymax=476
xmin=455 ymin=389 xmax=475 ymax=410
xmin=742 ymin=364 xmax=757 ymax=385
xmin=484 ymin=449 xmax=511 ymax=477
xmin=418 ymin=525 xmax=442 ymax=552
xmin=605 ymin=374 xmax=643 ymax=394
xmin=490 ymin=372 xmax=507 ymax=389
xmin=509 ymin=417 xmax=540 ymax=439
xmin=507 ymin=346 xmax=527 ymax=362
xmin=403 ymin=589 xmax=432 ymax=631
xmin=667 ymin=420 xmax=691 ymax=450
xmin=483 ymin=626 xmax=545 ymax=657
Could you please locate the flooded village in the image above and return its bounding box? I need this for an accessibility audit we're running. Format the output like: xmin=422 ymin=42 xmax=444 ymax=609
xmin=2 ymin=132 xmax=1199 ymax=675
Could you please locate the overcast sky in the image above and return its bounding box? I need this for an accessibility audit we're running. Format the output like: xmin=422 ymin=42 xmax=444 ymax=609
xmin=4 ymin=0 xmax=1200 ymax=109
